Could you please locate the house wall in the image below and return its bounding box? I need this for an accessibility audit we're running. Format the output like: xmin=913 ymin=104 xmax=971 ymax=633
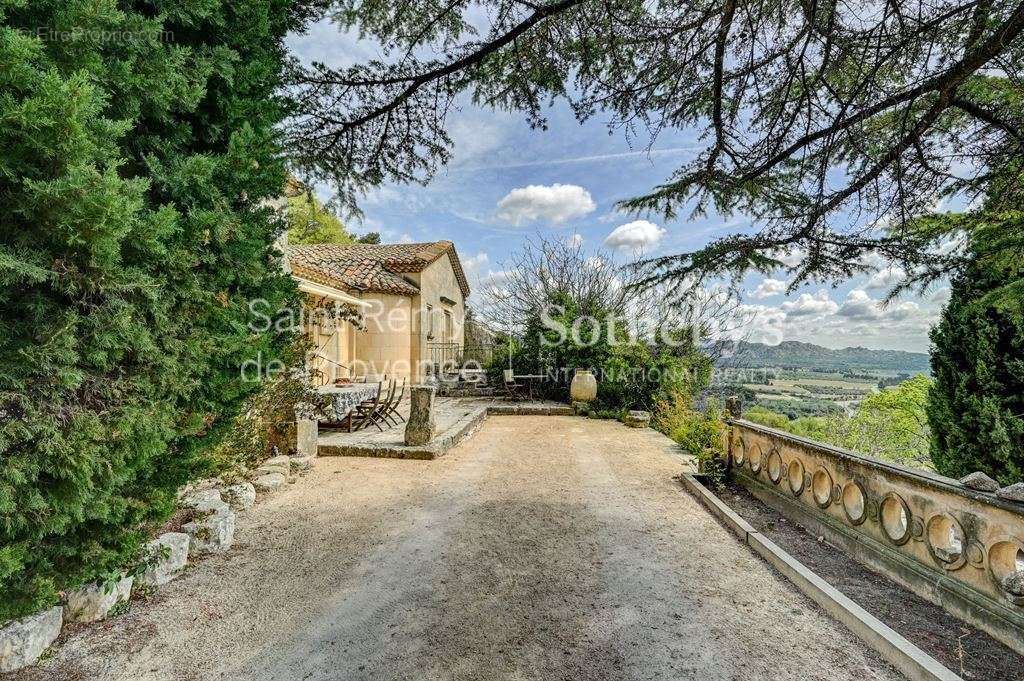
xmin=304 ymin=297 xmax=356 ymax=385
xmin=408 ymin=252 xmax=466 ymax=379
xmin=355 ymin=294 xmax=414 ymax=380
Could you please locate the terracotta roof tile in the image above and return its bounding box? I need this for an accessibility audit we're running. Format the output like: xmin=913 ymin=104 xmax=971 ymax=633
xmin=287 ymin=241 xmax=470 ymax=298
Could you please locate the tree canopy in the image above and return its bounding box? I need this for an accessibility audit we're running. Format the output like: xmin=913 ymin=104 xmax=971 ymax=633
xmin=288 ymin=193 xmax=355 ymax=245
xmin=287 ymin=0 xmax=1024 ymax=296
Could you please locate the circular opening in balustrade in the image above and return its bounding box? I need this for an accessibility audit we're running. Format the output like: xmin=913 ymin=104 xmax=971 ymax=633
xmin=989 ymin=541 xmax=1024 ymax=605
xmin=788 ymin=458 xmax=805 ymax=496
xmin=812 ymin=469 xmax=833 ymax=508
xmin=734 ymin=438 xmax=746 ymax=467
xmin=748 ymin=444 xmax=763 ymax=473
xmin=767 ymin=449 xmax=783 ymax=484
xmin=926 ymin=514 xmax=966 ymax=568
xmin=880 ymin=493 xmax=912 ymax=545
xmin=842 ymin=482 xmax=867 ymax=525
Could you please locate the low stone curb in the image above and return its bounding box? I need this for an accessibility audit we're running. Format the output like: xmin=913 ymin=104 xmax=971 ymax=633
xmin=680 ymin=473 xmax=962 ymax=681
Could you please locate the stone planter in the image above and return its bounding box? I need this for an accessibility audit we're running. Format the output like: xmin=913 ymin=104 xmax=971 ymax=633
xmin=570 ymin=369 xmax=597 ymax=403
xmin=65 ymin=575 xmax=133 ymax=623
xmin=0 ymin=606 xmax=63 ymax=672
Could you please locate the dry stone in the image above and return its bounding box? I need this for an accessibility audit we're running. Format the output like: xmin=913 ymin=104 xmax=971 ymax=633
xmin=0 ymin=606 xmax=62 ymax=672
xmin=405 ymin=386 xmax=436 ymax=446
xmin=996 ymin=482 xmax=1024 ymax=503
xmin=138 ymin=532 xmax=190 ymax=587
xmin=183 ymin=499 xmax=235 ymax=556
xmin=252 ymin=472 xmax=286 ymax=492
xmin=295 ymin=418 xmax=318 ymax=457
xmin=1003 ymin=570 xmax=1024 ymax=597
xmin=65 ymin=575 xmax=133 ymax=623
xmin=960 ymin=471 xmax=999 ymax=492
xmin=261 ymin=455 xmax=291 ymax=474
xmin=624 ymin=410 xmax=651 ymax=428
xmin=181 ymin=488 xmax=223 ymax=508
xmin=223 ymin=482 xmax=256 ymax=511
xmin=289 ymin=456 xmax=315 ymax=472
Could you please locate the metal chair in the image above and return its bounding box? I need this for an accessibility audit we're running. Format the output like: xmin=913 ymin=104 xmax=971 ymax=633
xmin=502 ymin=369 xmax=527 ymax=401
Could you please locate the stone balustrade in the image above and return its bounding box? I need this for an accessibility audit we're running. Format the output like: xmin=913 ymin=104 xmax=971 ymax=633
xmin=726 ymin=419 xmax=1024 ymax=655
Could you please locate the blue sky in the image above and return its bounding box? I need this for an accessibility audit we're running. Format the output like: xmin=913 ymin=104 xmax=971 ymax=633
xmin=286 ymin=21 xmax=948 ymax=354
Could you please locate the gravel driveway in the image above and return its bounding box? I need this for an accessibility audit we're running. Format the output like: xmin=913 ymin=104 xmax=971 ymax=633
xmin=20 ymin=416 xmax=901 ymax=680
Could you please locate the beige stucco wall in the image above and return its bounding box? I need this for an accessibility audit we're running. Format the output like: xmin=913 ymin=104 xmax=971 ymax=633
xmin=409 ymin=252 xmax=466 ymax=379
xmin=297 ymin=251 xmax=466 ymax=382
xmin=304 ymin=297 xmax=356 ymax=385
xmin=355 ymin=294 xmax=414 ymax=380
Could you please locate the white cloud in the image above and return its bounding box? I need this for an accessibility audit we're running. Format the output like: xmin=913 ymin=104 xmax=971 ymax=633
xmin=780 ymin=290 xmax=839 ymax=318
xmin=397 ymin=233 xmax=415 ymax=244
xmin=837 ymin=289 xmax=920 ymax=322
xmin=566 ymin=233 xmax=584 ymax=248
xmin=864 ymin=265 xmax=907 ymax=291
xmin=496 ymin=183 xmax=596 ymax=225
xmin=773 ymin=247 xmax=806 ymax=268
xmin=726 ymin=303 xmax=788 ymax=346
xmin=749 ymin=278 xmax=788 ymax=300
xmin=462 ymin=251 xmax=489 ymax=275
xmin=603 ymin=220 xmax=667 ymax=252
xmin=479 ymin=270 xmax=512 ymax=288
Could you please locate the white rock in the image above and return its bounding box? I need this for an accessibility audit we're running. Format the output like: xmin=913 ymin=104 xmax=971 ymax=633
xmin=624 ymin=410 xmax=651 ymax=428
xmin=191 ymin=497 xmax=231 ymax=518
xmin=65 ymin=575 xmax=133 ymax=623
xmin=181 ymin=488 xmax=223 ymax=508
xmin=960 ymin=471 xmax=999 ymax=492
xmin=252 ymin=472 xmax=286 ymax=492
xmin=996 ymin=482 xmax=1024 ymax=503
xmin=183 ymin=507 xmax=235 ymax=556
xmin=223 ymin=482 xmax=256 ymax=511
xmin=0 ymin=606 xmax=63 ymax=672
xmin=289 ymin=456 xmax=315 ymax=472
xmin=138 ymin=532 xmax=190 ymax=587
xmin=261 ymin=455 xmax=291 ymax=473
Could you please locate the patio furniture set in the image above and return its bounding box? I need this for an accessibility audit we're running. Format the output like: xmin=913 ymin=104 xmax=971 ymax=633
xmin=320 ymin=377 xmax=407 ymax=432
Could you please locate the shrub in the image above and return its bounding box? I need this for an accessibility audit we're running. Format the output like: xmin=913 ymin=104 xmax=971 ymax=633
xmin=0 ymin=1 xmax=310 ymax=620
xmin=655 ymin=393 xmax=726 ymax=488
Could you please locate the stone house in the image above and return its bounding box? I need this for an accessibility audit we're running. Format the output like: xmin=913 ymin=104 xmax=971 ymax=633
xmin=287 ymin=241 xmax=471 ymax=382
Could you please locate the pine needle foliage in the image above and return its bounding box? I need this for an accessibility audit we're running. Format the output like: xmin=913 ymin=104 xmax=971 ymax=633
xmin=0 ymin=0 xmax=319 ymax=620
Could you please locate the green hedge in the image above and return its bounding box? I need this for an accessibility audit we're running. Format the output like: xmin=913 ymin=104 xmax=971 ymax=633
xmin=0 ymin=0 xmax=313 ymax=620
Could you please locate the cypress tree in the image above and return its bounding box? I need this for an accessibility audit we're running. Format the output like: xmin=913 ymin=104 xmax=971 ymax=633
xmin=928 ymin=222 xmax=1024 ymax=485
xmin=0 ymin=1 xmax=318 ymax=619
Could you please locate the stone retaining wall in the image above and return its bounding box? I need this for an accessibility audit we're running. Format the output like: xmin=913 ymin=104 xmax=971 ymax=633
xmin=726 ymin=419 xmax=1024 ymax=655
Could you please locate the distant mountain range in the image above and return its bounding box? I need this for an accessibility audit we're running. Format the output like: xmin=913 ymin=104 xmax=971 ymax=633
xmin=714 ymin=340 xmax=931 ymax=374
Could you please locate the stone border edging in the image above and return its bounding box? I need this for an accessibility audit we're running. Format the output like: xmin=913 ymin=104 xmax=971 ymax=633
xmin=680 ymin=473 xmax=963 ymax=681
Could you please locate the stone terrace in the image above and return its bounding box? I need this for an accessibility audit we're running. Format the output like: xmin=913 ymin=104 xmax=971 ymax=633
xmin=317 ymin=397 xmax=573 ymax=460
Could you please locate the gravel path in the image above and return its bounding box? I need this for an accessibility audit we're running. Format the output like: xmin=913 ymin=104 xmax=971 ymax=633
xmin=19 ymin=416 xmax=902 ymax=681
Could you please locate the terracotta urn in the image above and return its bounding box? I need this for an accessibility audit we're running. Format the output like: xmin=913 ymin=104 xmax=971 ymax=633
xmin=570 ymin=369 xmax=598 ymax=402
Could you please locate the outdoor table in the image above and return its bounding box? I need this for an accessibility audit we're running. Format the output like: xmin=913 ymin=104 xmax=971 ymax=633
xmin=317 ymin=383 xmax=380 ymax=421
xmin=513 ymin=374 xmax=546 ymax=399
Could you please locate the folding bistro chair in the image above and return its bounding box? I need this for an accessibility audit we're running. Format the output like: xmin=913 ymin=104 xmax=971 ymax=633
xmin=335 ymin=380 xmax=385 ymax=432
xmin=381 ymin=378 xmax=406 ymax=426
